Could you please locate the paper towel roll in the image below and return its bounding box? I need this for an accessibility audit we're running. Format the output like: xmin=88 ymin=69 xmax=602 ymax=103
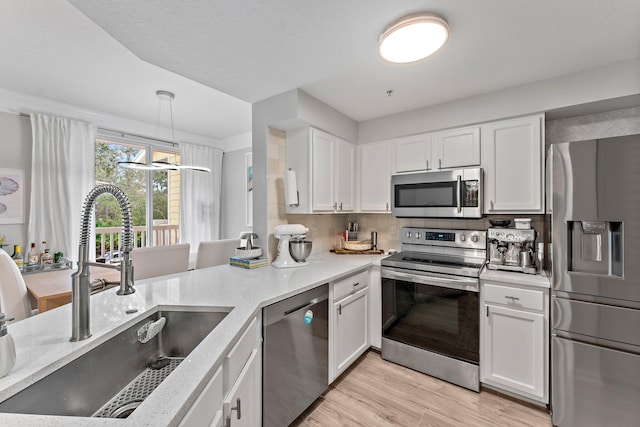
xmin=285 ymin=169 xmax=299 ymax=206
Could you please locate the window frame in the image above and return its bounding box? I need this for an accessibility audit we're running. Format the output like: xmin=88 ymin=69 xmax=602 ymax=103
xmin=95 ymin=129 xmax=180 ymax=248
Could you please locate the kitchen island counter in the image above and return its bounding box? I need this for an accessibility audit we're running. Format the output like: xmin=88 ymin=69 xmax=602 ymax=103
xmin=0 ymin=252 xmax=387 ymax=426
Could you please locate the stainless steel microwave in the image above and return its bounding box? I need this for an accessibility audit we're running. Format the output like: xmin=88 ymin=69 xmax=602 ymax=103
xmin=391 ymin=168 xmax=483 ymax=218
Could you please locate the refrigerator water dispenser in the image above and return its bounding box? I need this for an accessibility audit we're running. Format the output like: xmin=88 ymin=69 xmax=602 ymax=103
xmin=569 ymin=221 xmax=623 ymax=277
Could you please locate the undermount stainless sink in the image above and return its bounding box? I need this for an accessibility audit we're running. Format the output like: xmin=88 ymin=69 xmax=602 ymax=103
xmin=0 ymin=307 xmax=231 ymax=419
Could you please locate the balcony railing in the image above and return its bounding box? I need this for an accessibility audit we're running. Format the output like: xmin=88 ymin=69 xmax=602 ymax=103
xmin=95 ymin=224 xmax=179 ymax=258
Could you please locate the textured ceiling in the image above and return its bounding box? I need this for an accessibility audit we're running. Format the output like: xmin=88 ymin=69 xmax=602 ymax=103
xmin=0 ymin=0 xmax=251 ymax=141
xmin=68 ymin=0 xmax=640 ymax=122
xmin=1 ymin=1 xmax=639 ymax=144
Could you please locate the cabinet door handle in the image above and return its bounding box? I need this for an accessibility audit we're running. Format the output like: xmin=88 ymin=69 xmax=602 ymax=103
xmin=333 ymin=202 xmax=337 ymax=211
xmin=456 ymin=175 xmax=462 ymax=214
xmin=490 ymin=200 xmax=494 ymax=211
xmin=338 ymin=304 xmax=342 ymax=315
xmin=231 ymin=397 xmax=241 ymax=419
xmin=339 ymin=202 xmax=343 ymax=211
xmin=438 ymin=158 xmax=442 ymax=170
xmin=505 ymin=296 xmax=520 ymax=302
xmin=426 ymin=160 xmax=430 ymax=171
xmin=352 ymin=282 xmax=360 ymax=288
xmin=386 ymin=202 xmax=389 ymax=211
xmin=486 ymin=306 xmax=489 ymax=317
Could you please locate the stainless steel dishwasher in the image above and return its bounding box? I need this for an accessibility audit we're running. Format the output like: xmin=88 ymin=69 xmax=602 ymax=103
xmin=263 ymin=284 xmax=328 ymax=427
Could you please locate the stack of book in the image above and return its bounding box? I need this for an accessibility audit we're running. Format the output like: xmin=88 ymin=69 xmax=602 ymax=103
xmin=229 ymin=256 xmax=269 ymax=269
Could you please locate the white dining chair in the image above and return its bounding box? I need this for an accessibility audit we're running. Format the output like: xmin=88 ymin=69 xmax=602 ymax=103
xmin=195 ymin=239 xmax=241 ymax=269
xmin=130 ymin=243 xmax=190 ymax=281
xmin=0 ymin=250 xmax=33 ymax=322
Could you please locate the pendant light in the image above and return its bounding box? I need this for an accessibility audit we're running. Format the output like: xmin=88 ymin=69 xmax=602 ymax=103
xmin=119 ymin=90 xmax=210 ymax=172
xmin=379 ymin=13 xmax=449 ymax=64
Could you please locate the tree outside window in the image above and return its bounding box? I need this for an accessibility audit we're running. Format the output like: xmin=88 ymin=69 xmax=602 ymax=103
xmin=94 ymin=139 xmax=180 ymax=258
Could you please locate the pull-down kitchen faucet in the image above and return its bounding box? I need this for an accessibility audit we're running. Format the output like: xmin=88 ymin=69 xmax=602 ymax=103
xmin=71 ymin=184 xmax=135 ymax=341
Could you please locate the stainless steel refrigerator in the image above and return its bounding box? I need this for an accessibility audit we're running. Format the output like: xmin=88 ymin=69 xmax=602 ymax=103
xmin=552 ymin=135 xmax=640 ymax=427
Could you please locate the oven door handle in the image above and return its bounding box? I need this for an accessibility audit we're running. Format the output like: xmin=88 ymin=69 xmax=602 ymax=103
xmin=381 ymin=268 xmax=478 ymax=292
xmin=456 ymin=175 xmax=462 ymax=214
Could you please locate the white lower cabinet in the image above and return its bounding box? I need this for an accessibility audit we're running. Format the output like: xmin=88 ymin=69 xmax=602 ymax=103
xmin=179 ymin=366 xmax=223 ymax=427
xmin=179 ymin=316 xmax=261 ymax=427
xmin=480 ymin=281 xmax=549 ymax=404
xmin=368 ymin=266 xmax=382 ymax=349
xmin=223 ymin=349 xmax=260 ymax=427
xmin=329 ymin=270 xmax=369 ymax=382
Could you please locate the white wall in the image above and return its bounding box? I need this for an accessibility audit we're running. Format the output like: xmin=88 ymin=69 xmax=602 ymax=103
xmin=0 ymin=112 xmax=31 ymax=255
xmin=0 ymin=88 xmax=224 ymax=149
xmin=358 ymin=59 xmax=640 ymax=143
xmin=221 ymin=147 xmax=253 ymax=239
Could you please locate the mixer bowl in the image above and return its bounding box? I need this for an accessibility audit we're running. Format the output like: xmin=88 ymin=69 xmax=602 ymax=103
xmin=289 ymin=240 xmax=312 ymax=262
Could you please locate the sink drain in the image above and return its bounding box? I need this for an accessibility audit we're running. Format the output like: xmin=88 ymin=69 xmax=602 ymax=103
xmin=93 ymin=357 xmax=183 ymax=418
xmin=109 ymin=400 xmax=143 ymax=419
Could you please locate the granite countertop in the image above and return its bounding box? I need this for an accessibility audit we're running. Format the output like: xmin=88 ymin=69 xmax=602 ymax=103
xmin=0 ymin=252 xmax=387 ymax=426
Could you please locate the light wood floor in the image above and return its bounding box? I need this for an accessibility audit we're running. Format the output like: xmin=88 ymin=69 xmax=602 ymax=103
xmin=292 ymin=351 xmax=551 ymax=427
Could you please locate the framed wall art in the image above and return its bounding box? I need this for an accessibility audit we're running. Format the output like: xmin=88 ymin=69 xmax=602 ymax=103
xmin=0 ymin=168 xmax=25 ymax=224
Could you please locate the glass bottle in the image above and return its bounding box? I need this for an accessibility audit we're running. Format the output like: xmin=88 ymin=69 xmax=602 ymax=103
xmin=28 ymin=243 xmax=39 ymax=267
xmin=42 ymin=249 xmax=53 ymax=267
xmin=12 ymin=245 xmax=24 ymax=272
xmin=39 ymin=241 xmax=47 ymax=266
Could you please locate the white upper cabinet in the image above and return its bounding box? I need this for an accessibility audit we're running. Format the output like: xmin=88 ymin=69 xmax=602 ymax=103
xmin=433 ymin=126 xmax=481 ymax=169
xmin=394 ymin=126 xmax=480 ymax=173
xmin=310 ymin=128 xmax=355 ymax=212
xmin=334 ymin=137 xmax=356 ymax=212
xmin=395 ymin=133 xmax=434 ymax=172
xmin=311 ymin=129 xmax=336 ymax=211
xmin=286 ymin=127 xmax=355 ymax=214
xmin=360 ymin=141 xmax=393 ymax=212
xmin=481 ymin=114 xmax=544 ymax=213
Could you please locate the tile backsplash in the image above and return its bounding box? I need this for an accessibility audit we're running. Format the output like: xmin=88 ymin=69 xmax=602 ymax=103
xmin=286 ymin=213 xmax=546 ymax=255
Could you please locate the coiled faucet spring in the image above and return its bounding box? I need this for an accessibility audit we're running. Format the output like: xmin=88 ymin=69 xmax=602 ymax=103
xmin=71 ymin=184 xmax=135 ymax=341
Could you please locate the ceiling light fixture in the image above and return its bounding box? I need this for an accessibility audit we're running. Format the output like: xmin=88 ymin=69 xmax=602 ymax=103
xmin=378 ymin=13 xmax=449 ymax=64
xmin=119 ymin=90 xmax=210 ymax=172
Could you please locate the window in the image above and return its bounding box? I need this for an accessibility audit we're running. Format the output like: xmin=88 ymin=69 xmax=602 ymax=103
xmin=94 ymin=138 xmax=180 ymax=259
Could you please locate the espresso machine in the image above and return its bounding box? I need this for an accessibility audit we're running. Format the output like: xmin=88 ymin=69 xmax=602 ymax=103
xmin=487 ymin=227 xmax=537 ymax=274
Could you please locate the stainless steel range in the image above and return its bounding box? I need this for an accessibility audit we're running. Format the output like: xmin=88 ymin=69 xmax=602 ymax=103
xmin=381 ymin=227 xmax=486 ymax=391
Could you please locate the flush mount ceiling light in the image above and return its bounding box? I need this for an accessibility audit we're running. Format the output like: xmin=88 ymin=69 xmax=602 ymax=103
xmin=119 ymin=90 xmax=211 ymax=172
xmin=378 ymin=13 xmax=449 ymax=64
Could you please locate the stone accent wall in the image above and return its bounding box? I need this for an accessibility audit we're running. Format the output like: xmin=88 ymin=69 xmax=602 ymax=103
xmin=266 ymin=128 xmax=287 ymax=260
xmin=546 ymin=106 xmax=640 ymax=145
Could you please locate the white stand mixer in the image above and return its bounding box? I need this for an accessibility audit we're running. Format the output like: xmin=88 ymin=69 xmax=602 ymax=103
xmin=272 ymin=224 xmax=308 ymax=268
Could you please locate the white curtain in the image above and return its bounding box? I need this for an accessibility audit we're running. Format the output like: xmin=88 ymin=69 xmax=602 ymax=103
xmin=180 ymin=143 xmax=223 ymax=249
xmin=29 ymin=113 xmax=96 ymax=261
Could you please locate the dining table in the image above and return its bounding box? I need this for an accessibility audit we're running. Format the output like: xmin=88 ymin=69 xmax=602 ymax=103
xmin=24 ymin=265 xmax=121 ymax=313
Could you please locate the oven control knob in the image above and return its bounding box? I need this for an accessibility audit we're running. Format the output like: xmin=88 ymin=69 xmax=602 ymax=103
xmin=506 ymin=233 xmax=514 ymax=241
xmin=406 ymin=231 xmax=412 ymax=239
xmin=471 ymin=235 xmax=479 ymax=242
xmin=415 ymin=232 xmax=422 ymax=239
xmin=460 ymin=234 xmax=466 ymax=242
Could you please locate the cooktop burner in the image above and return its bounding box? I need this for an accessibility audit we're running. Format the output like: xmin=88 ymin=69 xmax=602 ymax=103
xmin=382 ymin=227 xmax=488 ymax=278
